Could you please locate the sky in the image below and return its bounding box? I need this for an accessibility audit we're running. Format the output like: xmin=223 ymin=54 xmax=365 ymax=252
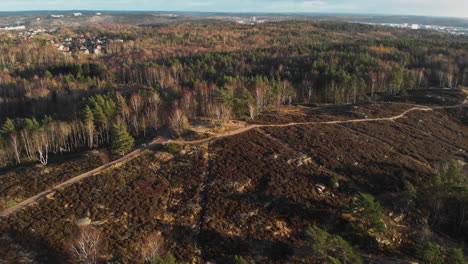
xmin=1 ymin=0 xmax=468 ymax=18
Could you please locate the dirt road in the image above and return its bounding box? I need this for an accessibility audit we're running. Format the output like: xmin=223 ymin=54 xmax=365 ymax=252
xmin=1 ymin=103 xmax=466 ymax=219
xmin=168 ymin=106 xmax=434 ymax=145
xmin=0 ymin=137 xmax=166 ymax=219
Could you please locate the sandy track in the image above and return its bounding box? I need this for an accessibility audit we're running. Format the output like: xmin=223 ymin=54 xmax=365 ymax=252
xmin=0 ymin=103 xmax=465 ymax=219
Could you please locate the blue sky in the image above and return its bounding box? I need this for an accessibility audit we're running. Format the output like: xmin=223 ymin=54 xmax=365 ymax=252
xmin=1 ymin=0 xmax=468 ymax=18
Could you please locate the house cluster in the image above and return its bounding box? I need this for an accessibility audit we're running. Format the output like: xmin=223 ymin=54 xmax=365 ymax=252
xmin=15 ymin=28 xmax=48 ymax=39
xmin=375 ymin=23 xmax=468 ymax=36
xmin=1 ymin=25 xmax=47 ymax=39
xmin=0 ymin=25 xmax=26 ymax=31
xmin=235 ymin=16 xmax=267 ymax=25
xmin=50 ymin=13 xmax=102 ymax=18
xmin=50 ymin=36 xmax=109 ymax=56
xmin=25 ymin=28 xmax=47 ymax=35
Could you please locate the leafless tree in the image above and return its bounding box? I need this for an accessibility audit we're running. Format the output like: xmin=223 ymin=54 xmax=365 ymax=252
xmin=140 ymin=232 xmax=167 ymax=263
xmin=147 ymin=91 xmax=161 ymax=131
xmin=169 ymin=104 xmax=189 ymax=131
xmin=8 ymin=133 xmax=21 ymax=164
xmin=68 ymin=226 xmax=103 ymax=264
xmin=247 ymin=102 xmax=256 ymax=120
xmin=31 ymin=128 xmax=50 ymax=166
xmin=212 ymin=103 xmax=231 ymax=124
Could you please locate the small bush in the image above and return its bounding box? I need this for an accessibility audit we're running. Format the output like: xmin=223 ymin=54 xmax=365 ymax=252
xmin=163 ymin=143 xmax=180 ymax=154
xmin=148 ymin=254 xmax=178 ymax=264
xmin=230 ymin=255 xmax=255 ymax=264
xmin=419 ymin=242 xmax=444 ymax=264
xmin=447 ymin=248 xmax=466 ymax=264
xmin=329 ymin=174 xmax=339 ymax=188
xmin=403 ymin=180 xmax=417 ymax=198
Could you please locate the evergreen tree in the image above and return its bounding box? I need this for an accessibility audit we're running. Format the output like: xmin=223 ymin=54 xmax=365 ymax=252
xmin=82 ymin=105 xmax=95 ymax=121
xmin=433 ymin=173 xmax=443 ymax=186
xmin=110 ymin=125 xmax=134 ymax=156
xmin=446 ymin=159 xmax=462 ymax=185
xmin=303 ymin=226 xmax=362 ymax=264
xmin=24 ymin=118 xmax=40 ymax=131
xmin=348 ymin=193 xmax=385 ymax=233
xmin=403 ymin=180 xmax=417 ymax=199
xmin=0 ymin=118 xmax=16 ymax=134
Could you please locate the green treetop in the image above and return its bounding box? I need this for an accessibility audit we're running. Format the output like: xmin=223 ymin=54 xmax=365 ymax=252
xmin=110 ymin=125 xmax=134 ymax=156
xmin=348 ymin=192 xmax=385 ymax=233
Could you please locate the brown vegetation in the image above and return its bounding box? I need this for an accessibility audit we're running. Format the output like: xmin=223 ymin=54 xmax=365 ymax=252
xmin=0 ymin=90 xmax=465 ymax=263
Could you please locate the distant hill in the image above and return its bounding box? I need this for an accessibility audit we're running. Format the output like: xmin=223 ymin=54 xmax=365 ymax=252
xmin=0 ymin=11 xmax=467 ymax=29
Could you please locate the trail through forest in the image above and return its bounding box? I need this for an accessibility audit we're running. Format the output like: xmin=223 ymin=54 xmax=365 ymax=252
xmin=0 ymin=103 xmax=466 ymax=219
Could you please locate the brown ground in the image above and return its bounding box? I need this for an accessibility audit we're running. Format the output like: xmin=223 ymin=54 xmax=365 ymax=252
xmin=0 ymin=151 xmax=106 ymax=212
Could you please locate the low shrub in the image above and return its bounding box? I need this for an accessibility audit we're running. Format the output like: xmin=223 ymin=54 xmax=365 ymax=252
xmin=163 ymin=143 xmax=181 ymax=154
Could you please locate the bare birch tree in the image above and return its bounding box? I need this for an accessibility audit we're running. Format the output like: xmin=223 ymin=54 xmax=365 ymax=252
xmin=68 ymin=226 xmax=103 ymax=264
xmin=140 ymin=232 xmax=167 ymax=263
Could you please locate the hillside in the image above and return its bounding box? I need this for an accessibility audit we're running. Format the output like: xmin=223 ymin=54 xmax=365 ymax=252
xmin=0 ymin=89 xmax=466 ymax=264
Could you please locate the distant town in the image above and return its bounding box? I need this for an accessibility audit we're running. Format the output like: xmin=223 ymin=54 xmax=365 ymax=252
xmin=0 ymin=11 xmax=467 ymax=37
xmin=0 ymin=29 xmax=122 ymax=56
xmin=366 ymin=22 xmax=468 ymax=36
xmin=50 ymin=35 xmax=110 ymax=56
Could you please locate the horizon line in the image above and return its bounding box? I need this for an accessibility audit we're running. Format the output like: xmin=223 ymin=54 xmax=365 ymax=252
xmin=0 ymin=10 xmax=467 ymax=20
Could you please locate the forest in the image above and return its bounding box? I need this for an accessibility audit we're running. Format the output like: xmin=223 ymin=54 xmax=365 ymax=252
xmin=0 ymin=21 xmax=467 ymax=167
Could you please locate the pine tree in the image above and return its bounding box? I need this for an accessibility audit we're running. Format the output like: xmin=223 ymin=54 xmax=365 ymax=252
xmin=110 ymin=125 xmax=134 ymax=156
xmin=446 ymin=159 xmax=462 ymax=185
xmin=0 ymin=118 xmax=16 ymax=134
xmin=303 ymin=226 xmax=362 ymax=264
xmin=403 ymin=180 xmax=417 ymax=199
xmin=348 ymin=193 xmax=385 ymax=233
xmin=82 ymin=105 xmax=95 ymax=121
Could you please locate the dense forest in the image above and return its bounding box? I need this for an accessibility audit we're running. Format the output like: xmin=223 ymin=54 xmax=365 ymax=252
xmin=0 ymin=21 xmax=467 ymax=166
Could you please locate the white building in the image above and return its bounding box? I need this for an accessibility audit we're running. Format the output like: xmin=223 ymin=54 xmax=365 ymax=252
xmin=0 ymin=25 xmax=26 ymax=31
xmin=51 ymin=15 xmax=64 ymax=18
xmin=73 ymin=13 xmax=83 ymax=17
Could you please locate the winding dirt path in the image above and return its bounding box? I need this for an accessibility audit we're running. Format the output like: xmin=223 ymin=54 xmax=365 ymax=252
xmin=168 ymin=106 xmax=434 ymax=145
xmin=1 ymin=103 xmax=466 ymax=219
